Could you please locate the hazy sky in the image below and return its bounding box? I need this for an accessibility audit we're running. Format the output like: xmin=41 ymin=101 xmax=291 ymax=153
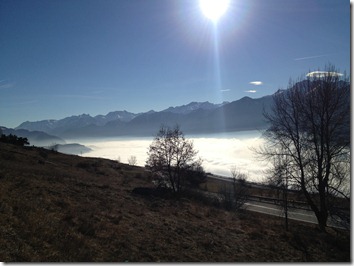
xmin=0 ymin=0 xmax=350 ymax=128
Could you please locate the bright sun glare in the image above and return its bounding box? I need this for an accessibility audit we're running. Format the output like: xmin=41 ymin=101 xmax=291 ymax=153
xmin=199 ymin=0 xmax=230 ymax=22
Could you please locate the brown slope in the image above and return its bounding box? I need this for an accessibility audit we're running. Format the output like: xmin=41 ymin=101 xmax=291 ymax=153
xmin=0 ymin=143 xmax=349 ymax=262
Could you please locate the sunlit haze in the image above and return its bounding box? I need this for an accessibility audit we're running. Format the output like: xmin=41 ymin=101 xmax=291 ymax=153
xmin=78 ymin=131 xmax=268 ymax=182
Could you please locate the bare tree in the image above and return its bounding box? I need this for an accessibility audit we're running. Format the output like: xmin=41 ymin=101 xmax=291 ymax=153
xmin=230 ymin=166 xmax=249 ymax=210
xmin=146 ymin=125 xmax=199 ymax=194
xmin=128 ymin=155 xmax=137 ymax=166
xmin=260 ymin=65 xmax=350 ymax=231
xmin=220 ymin=166 xmax=249 ymax=211
xmin=266 ymin=153 xmax=290 ymax=230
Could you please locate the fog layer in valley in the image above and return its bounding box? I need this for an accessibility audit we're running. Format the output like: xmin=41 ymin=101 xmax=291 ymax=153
xmin=77 ymin=130 xmax=268 ymax=183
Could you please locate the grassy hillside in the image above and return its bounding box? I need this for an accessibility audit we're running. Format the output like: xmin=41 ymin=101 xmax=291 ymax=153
xmin=0 ymin=143 xmax=349 ymax=262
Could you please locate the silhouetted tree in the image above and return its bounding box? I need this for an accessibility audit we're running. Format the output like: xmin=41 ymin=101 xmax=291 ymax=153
xmin=260 ymin=65 xmax=350 ymax=231
xmin=128 ymin=155 xmax=137 ymax=166
xmin=220 ymin=166 xmax=249 ymax=211
xmin=266 ymin=153 xmax=290 ymax=230
xmin=0 ymin=134 xmax=29 ymax=146
xmin=146 ymin=125 xmax=201 ymax=194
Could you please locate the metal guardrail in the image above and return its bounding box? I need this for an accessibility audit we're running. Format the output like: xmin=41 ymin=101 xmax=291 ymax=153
xmin=247 ymin=195 xmax=349 ymax=213
xmin=247 ymin=195 xmax=312 ymax=211
xmin=202 ymin=190 xmax=312 ymax=211
xmin=199 ymin=184 xmax=350 ymax=229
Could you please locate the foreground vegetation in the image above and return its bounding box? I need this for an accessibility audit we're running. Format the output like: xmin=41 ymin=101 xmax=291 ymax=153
xmin=0 ymin=143 xmax=349 ymax=262
xmin=260 ymin=66 xmax=350 ymax=231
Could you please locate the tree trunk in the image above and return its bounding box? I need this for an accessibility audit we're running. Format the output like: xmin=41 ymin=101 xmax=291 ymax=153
xmin=316 ymin=211 xmax=328 ymax=232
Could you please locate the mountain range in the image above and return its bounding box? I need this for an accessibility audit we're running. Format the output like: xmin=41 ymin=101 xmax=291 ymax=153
xmin=3 ymin=79 xmax=349 ymax=148
xmin=15 ymin=97 xmax=272 ymax=139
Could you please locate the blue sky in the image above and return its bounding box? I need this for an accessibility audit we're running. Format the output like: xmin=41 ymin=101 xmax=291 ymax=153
xmin=0 ymin=0 xmax=350 ymax=128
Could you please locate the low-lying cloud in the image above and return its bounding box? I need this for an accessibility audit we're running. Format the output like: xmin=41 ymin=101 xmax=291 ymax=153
xmin=79 ymin=131 xmax=268 ymax=182
xmin=245 ymin=90 xmax=257 ymax=93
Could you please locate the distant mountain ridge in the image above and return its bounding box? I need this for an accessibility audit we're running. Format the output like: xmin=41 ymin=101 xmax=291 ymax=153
xmin=17 ymin=111 xmax=138 ymax=135
xmin=16 ymin=97 xmax=272 ymax=138
xmin=162 ymin=101 xmax=229 ymax=114
xmin=50 ymin=143 xmax=92 ymax=155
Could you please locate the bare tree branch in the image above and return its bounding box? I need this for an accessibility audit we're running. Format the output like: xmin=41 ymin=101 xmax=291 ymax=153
xmin=258 ymin=64 xmax=350 ymax=231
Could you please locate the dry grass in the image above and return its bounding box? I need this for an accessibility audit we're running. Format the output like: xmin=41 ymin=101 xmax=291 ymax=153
xmin=0 ymin=143 xmax=350 ymax=262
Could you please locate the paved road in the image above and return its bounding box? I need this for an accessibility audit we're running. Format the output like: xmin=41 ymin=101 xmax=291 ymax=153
xmin=243 ymin=201 xmax=347 ymax=229
xmin=207 ymin=174 xmax=348 ymax=229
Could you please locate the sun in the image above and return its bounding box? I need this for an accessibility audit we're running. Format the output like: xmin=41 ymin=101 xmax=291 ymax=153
xmin=199 ymin=0 xmax=230 ymax=22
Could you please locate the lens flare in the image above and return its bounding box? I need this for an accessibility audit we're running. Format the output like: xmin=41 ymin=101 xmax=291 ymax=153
xmin=199 ymin=0 xmax=230 ymax=22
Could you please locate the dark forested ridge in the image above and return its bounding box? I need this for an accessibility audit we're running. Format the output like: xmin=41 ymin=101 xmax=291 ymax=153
xmin=0 ymin=127 xmax=65 ymax=146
